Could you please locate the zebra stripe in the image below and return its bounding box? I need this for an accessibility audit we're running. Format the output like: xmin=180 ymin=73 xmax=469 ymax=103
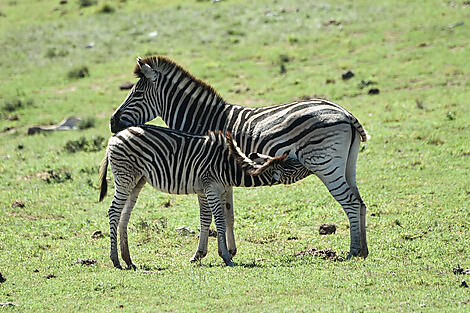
xmin=110 ymin=56 xmax=369 ymax=259
xmin=99 ymin=125 xmax=304 ymax=268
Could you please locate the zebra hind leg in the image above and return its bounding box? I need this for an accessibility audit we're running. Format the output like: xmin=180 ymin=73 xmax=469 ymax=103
xmin=345 ymin=130 xmax=368 ymax=258
xmin=190 ymin=194 xmax=212 ymax=263
xmin=303 ymin=128 xmax=363 ymax=258
xmin=119 ymin=177 xmax=146 ymax=270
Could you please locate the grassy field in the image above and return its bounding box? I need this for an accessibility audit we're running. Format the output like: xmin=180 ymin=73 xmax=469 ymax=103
xmin=1 ymin=0 xmax=469 ymax=311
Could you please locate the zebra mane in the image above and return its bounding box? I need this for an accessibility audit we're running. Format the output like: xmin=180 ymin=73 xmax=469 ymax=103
xmin=134 ymin=55 xmax=226 ymax=103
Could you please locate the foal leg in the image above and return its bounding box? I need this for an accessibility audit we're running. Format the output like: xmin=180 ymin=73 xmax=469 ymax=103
xmin=224 ymin=186 xmax=237 ymax=258
xmin=119 ymin=177 xmax=146 ymax=269
xmin=190 ymin=194 xmax=212 ymax=263
xmin=204 ymin=184 xmax=233 ymax=266
xmin=109 ymin=187 xmax=130 ymax=269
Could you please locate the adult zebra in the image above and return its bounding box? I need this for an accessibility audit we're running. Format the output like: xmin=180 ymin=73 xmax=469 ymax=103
xmin=110 ymin=56 xmax=370 ymax=259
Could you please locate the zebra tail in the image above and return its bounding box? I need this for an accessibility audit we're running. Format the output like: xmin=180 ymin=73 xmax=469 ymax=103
xmin=98 ymin=152 xmax=108 ymax=202
xmin=350 ymin=117 xmax=370 ymax=142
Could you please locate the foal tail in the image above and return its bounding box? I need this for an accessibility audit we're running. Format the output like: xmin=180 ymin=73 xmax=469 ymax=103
xmin=98 ymin=151 xmax=109 ymax=202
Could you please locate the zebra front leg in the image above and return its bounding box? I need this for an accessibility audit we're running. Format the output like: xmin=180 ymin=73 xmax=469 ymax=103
xmin=190 ymin=194 xmax=212 ymax=263
xmin=204 ymin=185 xmax=233 ymax=267
xmin=109 ymin=189 xmax=130 ymax=269
xmin=224 ymin=186 xmax=237 ymax=258
xmin=119 ymin=178 xmax=146 ymax=270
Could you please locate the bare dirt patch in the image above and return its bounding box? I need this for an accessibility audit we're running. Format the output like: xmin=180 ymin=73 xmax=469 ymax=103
xmin=91 ymin=230 xmax=104 ymax=239
xmin=319 ymin=223 xmax=336 ymax=235
xmin=293 ymin=248 xmax=343 ymax=261
xmin=74 ymin=258 xmax=97 ymax=266
xmin=11 ymin=201 xmax=25 ymax=208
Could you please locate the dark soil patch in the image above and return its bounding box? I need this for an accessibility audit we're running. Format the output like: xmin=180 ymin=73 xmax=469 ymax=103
xmin=64 ymin=136 xmax=105 ymax=153
xmin=319 ymin=223 xmax=336 ymax=235
xmin=293 ymin=248 xmax=343 ymax=261
xmin=342 ymin=70 xmax=354 ymax=80
xmin=461 ymin=280 xmax=469 ymax=288
xmin=45 ymin=274 xmax=56 ymax=279
xmin=67 ymin=66 xmax=89 ymax=79
xmin=368 ymin=88 xmax=380 ymax=95
xmin=74 ymin=258 xmax=97 ymax=266
xmin=11 ymin=201 xmax=25 ymax=208
xmin=0 ymin=272 xmax=6 ymax=283
xmin=91 ymin=230 xmax=104 ymax=239
xmin=36 ymin=169 xmax=72 ymax=183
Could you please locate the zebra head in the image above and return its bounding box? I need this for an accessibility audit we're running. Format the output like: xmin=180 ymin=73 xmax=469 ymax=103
xmin=110 ymin=57 xmax=162 ymax=133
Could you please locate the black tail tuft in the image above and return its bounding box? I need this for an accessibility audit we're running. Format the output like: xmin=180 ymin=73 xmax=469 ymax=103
xmin=98 ymin=154 xmax=108 ymax=202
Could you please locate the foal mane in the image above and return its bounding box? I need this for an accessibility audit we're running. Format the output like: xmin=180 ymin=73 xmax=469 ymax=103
xmin=133 ymin=56 xmax=226 ymax=103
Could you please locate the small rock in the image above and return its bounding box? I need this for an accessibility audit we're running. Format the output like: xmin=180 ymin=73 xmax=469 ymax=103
xmin=119 ymin=81 xmax=134 ymax=90
xmin=91 ymin=230 xmax=104 ymax=239
xmin=0 ymin=272 xmax=6 ymax=283
xmin=461 ymin=280 xmax=469 ymax=288
xmin=11 ymin=201 xmax=25 ymax=208
xmin=368 ymin=88 xmax=380 ymax=95
xmin=342 ymin=70 xmax=354 ymax=80
xmin=0 ymin=303 xmax=15 ymax=307
xmin=148 ymin=31 xmax=158 ymax=38
xmin=45 ymin=274 xmax=56 ymax=279
xmin=319 ymin=223 xmax=336 ymax=235
xmin=74 ymin=258 xmax=97 ymax=266
xmin=85 ymin=42 xmax=94 ymax=49
xmin=176 ymin=226 xmax=195 ymax=236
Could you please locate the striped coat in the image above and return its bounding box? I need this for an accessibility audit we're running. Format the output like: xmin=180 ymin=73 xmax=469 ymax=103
xmin=99 ymin=125 xmax=304 ymax=268
xmin=110 ymin=56 xmax=370 ymax=259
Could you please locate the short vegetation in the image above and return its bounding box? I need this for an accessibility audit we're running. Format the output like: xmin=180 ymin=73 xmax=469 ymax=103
xmin=0 ymin=0 xmax=469 ymax=311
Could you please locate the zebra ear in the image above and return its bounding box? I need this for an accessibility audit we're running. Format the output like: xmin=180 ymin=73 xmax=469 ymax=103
xmin=136 ymin=57 xmax=157 ymax=81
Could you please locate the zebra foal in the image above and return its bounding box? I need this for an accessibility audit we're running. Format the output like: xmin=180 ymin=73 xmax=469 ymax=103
xmin=99 ymin=125 xmax=301 ymax=268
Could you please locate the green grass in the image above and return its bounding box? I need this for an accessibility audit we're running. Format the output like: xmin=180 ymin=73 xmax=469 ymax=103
xmin=1 ymin=0 xmax=469 ymax=311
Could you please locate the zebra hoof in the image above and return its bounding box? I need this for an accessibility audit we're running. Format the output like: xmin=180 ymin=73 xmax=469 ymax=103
xmin=113 ymin=263 xmax=123 ymax=270
xmin=347 ymin=248 xmax=367 ymax=260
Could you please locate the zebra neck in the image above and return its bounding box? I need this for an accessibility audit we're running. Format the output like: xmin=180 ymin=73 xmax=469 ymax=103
xmin=157 ymin=81 xmax=253 ymax=134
